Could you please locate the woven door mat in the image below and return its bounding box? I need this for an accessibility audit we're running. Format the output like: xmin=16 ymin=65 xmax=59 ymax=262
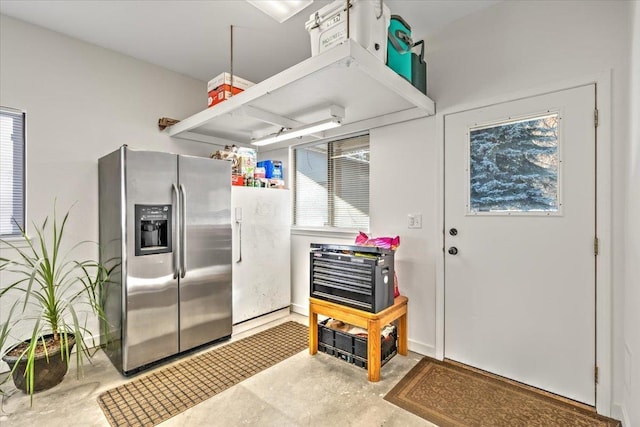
xmin=385 ymin=357 xmax=620 ymax=427
xmin=97 ymin=321 xmax=308 ymax=427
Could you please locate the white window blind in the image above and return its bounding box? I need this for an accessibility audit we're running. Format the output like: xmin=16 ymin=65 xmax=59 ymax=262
xmin=0 ymin=107 xmax=25 ymax=237
xmin=293 ymin=134 xmax=369 ymax=230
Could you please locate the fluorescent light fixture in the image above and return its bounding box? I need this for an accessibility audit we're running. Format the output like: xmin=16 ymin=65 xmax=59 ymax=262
xmin=247 ymin=0 xmax=314 ymax=23
xmin=251 ymin=117 xmax=342 ymax=146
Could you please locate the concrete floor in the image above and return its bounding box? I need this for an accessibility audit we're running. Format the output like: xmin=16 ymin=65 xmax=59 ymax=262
xmin=0 ymin=314 xmax=434 ymax=426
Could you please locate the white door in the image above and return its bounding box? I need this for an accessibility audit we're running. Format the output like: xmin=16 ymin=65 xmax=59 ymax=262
xmin=444 ymin=85 xmax=596 ymax=405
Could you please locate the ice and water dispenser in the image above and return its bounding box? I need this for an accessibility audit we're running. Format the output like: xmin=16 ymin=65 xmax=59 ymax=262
xmin=135 ymin=204 xmax=172 ymax=256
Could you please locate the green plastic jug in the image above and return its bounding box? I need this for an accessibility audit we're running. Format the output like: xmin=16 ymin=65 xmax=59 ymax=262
xmin=387 ymin=15 xmax=412 ymax=82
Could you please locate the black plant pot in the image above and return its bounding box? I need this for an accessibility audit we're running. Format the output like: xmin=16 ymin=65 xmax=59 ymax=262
xmin=2 ymin=334 xmax=75 ymax=393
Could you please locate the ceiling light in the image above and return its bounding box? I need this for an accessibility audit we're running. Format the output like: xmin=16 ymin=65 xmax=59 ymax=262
xmin=251 ymin=117 xmax=342 ymax=146
xmin=247 ymin=0 xmax=314 ymax=23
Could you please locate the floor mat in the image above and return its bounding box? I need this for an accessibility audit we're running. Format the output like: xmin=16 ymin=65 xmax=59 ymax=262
xmin=97 ymin=321 xmax=308 ymax=427
xmin=384 ymin=357 xmax=620 ymax=427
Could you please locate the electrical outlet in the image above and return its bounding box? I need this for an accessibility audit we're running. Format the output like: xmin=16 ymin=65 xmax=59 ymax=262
xmin=408 ymin=213 xmax=422 ymax=229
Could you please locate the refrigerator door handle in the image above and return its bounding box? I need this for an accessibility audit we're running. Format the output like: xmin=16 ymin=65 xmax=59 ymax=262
xmin=172 ymin=183 xmax=180 ymax=279
xmin=236 ymin=221 xmax=242 ymax=263
xmin=235 ymin=207 xmax=242 ymax=263
xmin=179 ymin=183 xmax=187 ymax=278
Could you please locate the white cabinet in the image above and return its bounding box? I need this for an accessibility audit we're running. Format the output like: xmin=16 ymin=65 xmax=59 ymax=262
xmin=231 ymin=187 xmax=291 ymax=324
xmin=166 ymin=40 xmax=435 ymax=149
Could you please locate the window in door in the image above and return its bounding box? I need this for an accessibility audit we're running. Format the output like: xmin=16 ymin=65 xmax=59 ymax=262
xmin=293 ymin=133 xmax=370 ymax=231
xmin=468 ymin=112 xmax=560 ymax=214
xmin=0 ymin=107 xmax=26 ymax=237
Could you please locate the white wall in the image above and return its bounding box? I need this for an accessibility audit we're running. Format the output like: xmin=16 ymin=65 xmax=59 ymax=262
xmin=370 ymin=118 xmax=439 ymax=356
xmin=623 ymin=3 xmax=640 ymax=426
xmin=0 ymin=15 xmax=214 ymax=359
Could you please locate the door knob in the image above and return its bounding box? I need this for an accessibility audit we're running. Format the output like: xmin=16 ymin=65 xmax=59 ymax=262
xmin=449 ymin=228 xmax=458 ymax=236
xmin=448 ymin=247 xmax=458 ymax=255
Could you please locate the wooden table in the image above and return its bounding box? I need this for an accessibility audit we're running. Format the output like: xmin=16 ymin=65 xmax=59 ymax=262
xmin=309 ymin=296 xmax=408 ymax=382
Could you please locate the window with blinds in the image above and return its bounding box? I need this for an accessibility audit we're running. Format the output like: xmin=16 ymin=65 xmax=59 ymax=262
xmin=0 ymin=107 xmax=25 ymax=237
xmin=293 ymin=134 xmax=369 ymax=230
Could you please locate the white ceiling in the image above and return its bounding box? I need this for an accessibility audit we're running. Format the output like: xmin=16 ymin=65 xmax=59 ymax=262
xmin=0 ymin=0 xmax=500 ymax=84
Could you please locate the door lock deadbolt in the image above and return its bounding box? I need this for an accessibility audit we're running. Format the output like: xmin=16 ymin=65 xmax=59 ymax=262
xmin=448 ymin=247 xmax=458 ymax=255
xmin=449 ymin=228 xmax=458 ymax=236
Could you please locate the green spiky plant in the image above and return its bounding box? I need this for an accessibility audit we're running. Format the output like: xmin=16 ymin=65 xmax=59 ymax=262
xmin=0 ymin=202 xmax=114 ymax=403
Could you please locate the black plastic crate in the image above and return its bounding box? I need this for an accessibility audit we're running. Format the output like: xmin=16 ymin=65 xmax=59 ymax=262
xmin=317 ymin=319 xmax=397 ymax=369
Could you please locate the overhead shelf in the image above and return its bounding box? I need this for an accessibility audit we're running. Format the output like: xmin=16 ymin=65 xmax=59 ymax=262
xmin=166 ymin=39 xmax=435 ymax=148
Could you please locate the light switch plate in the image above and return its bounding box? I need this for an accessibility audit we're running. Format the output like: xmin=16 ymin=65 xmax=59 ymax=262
xmin=408 ymin=213 xmax=422 ymax=229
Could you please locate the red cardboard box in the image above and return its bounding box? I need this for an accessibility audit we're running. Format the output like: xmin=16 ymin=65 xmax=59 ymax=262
xmin=208 ymin=84 xmax=245 ymax=108
xmin=207 ymin=72 xmax=255 ymax=108
xmin=231 ymin=174 xmax=244 ymax=186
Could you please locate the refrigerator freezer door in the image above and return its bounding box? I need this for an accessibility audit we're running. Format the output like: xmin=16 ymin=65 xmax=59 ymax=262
xmin=178 ymin=155 xmax=232 ymax=351
xmin=124 ymin=149 xmax=179 ymax=372
xmin=231 ymin=187 xmax=291 ymax=324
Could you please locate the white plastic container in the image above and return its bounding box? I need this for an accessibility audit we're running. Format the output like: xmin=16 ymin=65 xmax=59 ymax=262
xmin=305 ymin=0 xmax=390 ymax=63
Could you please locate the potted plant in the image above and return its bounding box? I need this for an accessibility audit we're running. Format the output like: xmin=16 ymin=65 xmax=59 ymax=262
xmin=0 ymin=203 xmax=112 ymax=402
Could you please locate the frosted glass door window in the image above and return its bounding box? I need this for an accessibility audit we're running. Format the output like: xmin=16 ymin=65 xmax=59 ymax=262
xmin=468 ymin=113 xmax=560 ymax=214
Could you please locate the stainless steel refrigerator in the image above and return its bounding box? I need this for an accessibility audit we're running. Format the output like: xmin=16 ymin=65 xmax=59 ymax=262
xmin=98 ymin=146 xmax=232 ymax=374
